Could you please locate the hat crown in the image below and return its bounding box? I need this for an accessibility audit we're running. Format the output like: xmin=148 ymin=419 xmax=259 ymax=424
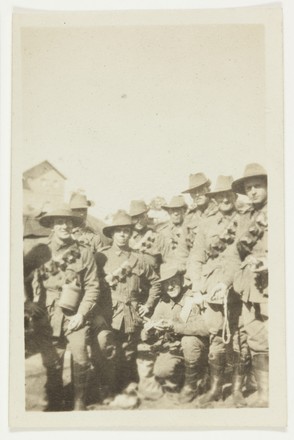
xmin=111 ymin=210 xmax=133 ymax=227
xmin=182 ymin=172 xmax=211 ymax=193
xmin=163 ymin=195 xmax=187 ymax=209
xmin=189 ymin=173 xmax=209 ymax=189
xmin=212 ymin=175 xmax=234 ymax=193
xmin=70 ymin=192 xmax=90 ymax=209
xmin=129 ymin=200 xmax=148 ymax=216
xmin=243 ymin=163 xmax=267 ymax=179
xmin=159 ymin=263 xmax=178 ymax=283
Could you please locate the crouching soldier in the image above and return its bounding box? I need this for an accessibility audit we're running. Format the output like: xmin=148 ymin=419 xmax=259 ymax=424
xmin=28 ymin=206 xmax=100 ymax=411
xmin=138 ymin=264 xmax=209 ymax=403
xmin=95 ymin=210 xmax=161 ymax=393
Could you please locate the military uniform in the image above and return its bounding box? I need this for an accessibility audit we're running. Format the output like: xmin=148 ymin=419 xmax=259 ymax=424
xmin=31 ymin=236 xmax=100 ymax=410
xmin=175 ymin=200 xmax=218 ymax=270
xmin=188 ymin=206 xmax=250 ymax=406
xmin=227 ymin=202 xmax=268 ymax=406
xmin=156 ymin=222 xmax=185 ymax=264
xmin=138 ymin=288 xmax=209 ymax=400
xmin=96 ymin=243 xmax=161 ymax=392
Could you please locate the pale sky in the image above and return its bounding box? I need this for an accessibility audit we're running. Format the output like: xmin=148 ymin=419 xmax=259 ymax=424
xmin=20 ymin=19 xmax=266 ymax=219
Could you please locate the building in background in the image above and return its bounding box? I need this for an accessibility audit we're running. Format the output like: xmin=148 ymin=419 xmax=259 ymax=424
xmin=23 ymin=160 xmax=66 ymax=216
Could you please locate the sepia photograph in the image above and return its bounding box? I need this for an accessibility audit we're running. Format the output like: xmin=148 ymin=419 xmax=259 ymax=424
xmin=9 ymin=3 xmax=286 ymax=430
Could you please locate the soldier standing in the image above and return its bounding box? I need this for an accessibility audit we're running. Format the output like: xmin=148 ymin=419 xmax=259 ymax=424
xmin=156 ymin=196 xmax=188 ymax=265
xmin=187 ymin=176 xmax=250 ymax=407
xmin=28 ymin=207 xmax=100 ymax=411
xmin=69 ymin=192 xmax=106 ymax=254
xmin=229 ymin=164 xmax=268 ymax=407
xmin=96 ymin=210 xmax=161 ymax=392
xmin=176 ymin=173 xmax=218 ymax=270
xmin=128 ymin=200 xmax=159 ymax=259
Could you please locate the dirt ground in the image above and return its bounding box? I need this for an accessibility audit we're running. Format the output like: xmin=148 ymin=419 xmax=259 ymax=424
xmin=25 ymin=351 xmax=259 ymax=412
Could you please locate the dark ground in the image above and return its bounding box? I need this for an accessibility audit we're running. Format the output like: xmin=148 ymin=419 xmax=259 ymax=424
xmin=25 ymin=350 xmax=259 ymax=412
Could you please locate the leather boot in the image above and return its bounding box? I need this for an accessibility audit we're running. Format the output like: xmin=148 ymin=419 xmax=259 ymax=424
xmin=45 ymin=364 xmax=64 ymax=411
xmin=73 ymin=364 xmax=90 ymax=411
xmin=178 ymin=362 xmax=199 ymax=404
xmin=199 ymin=352 xmax=225 ymax=406
xmin=231 ymin=352 xmax=247 ymax=408
xmin=251 ymin=353 xmax=269 ymax=407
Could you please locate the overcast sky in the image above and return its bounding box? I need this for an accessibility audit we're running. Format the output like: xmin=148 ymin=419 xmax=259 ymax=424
xmin=19 ymin=18 xmax=266 ymax=219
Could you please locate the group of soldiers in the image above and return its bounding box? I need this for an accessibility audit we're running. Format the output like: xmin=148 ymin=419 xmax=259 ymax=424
xmin=24 ymin=162 xmax=268 ymax=411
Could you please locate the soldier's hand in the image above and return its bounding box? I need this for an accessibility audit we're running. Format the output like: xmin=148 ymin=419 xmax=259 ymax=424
xmin=192 ymin=291 xmax=205 ymax=307
xmin=138 ymin=304 xmax=150 ymax=317
xmin=67 ymin=313 xmax=85 ymax=332
xmin=154 ymin=319 xmax=173 ymax=331
xmin=24 ymin=301 xmax=46 ymax=319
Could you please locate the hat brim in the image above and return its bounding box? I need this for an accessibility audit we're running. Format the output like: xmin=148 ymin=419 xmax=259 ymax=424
xmin=158 ymin=269 xmax=180 ymax=283
xmin=181 ymin=180 xmax=211 ymax=194
xmin=103 ymin=223 xmax=134 ymax=238
xmin=161 ymin=204 xmax=187 ymax=211
xmin=39 ymin=214 xmax=83 ymax=229
xmin=232 ymin=175 xmax=267 ymax=195
xmin=129 ymin=209 xmax=148 ymax=217
xmin=207 ymin=189 xmax=235 ymax=197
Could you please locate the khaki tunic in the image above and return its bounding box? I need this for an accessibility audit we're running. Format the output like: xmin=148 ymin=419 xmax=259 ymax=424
xmin=96 ymin=244 xmax=161 ymax=334
xmin=175 ymin=200 xmax=218 ymax=269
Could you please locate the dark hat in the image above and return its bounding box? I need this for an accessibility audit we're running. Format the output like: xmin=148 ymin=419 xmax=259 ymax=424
xmin=208 ymin=175 xmax=234 ymax=196
xmin=161 ymin=195 xmax=188 ymax=210
xmin=182 ymin=173 xmax=211 ymax=194
xmin=232 ymin=163 xmax=267 ymax=195
xmin=158 ymin=264 xmax=179 ymax=283
xmin=69 ymin=192 xmax=93 ymax=209
xmin=103 ymin=210 xmax=134 ymax=238
xmin=39 ymin=206 xmax=84 ymax=228
xmin=129 ymin=200 xmax=148 ymax=217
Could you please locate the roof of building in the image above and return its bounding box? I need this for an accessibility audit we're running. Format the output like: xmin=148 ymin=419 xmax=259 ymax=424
xmin=23 ymin=160 xmax=67 ymax=180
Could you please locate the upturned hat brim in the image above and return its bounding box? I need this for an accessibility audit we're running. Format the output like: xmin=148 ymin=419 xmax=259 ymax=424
xmin=232 ymin=174 xmax=267 ymax=195
xmin=39 ymin=209 xmax=84 ymax=228
xmin=182 ymin=180 xmax=211 ymax=194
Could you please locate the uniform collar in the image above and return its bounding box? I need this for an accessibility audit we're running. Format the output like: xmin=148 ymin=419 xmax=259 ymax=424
xmin=112 ymin=243 xmax=131 ymax=256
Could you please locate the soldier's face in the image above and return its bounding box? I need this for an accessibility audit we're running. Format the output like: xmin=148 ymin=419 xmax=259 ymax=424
xmin=244 ymin=177 xmax=267 ymax=205
xmin=52 ymin=217 xmax=73 ymax=240
xmin=163 ymin=275 xmax=182 ymax=299
xmin=72 ymin=208 xmax=87 ymax=221
xmin=132 ymin=212 xmax=148 ymax=231
xmin=214 ymin=191 xmax=236 ymax=213
xmin=112 ymin=227 xmax=132 ymax=247
xmin=169 ymin=208 xmax=186 ymax=225
xmin=190 ymin=185 xmax=209 ymax=207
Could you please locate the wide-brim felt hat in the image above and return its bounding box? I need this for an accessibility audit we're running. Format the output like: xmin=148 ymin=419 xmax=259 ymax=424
xmin=103 ymin=210 xmax=134 ymax=238
xmin=208 ymin=175 xmax=234 ymax=196
xmin=39 ymin=206 xmax=84 ymax=228
xmin=129 ymin=200 xmax=148 ymax=217
xmin=232 ymin=163 xmax=267 ymax=195
xmin=162 ymin=195 xmax=188 ymax=210
xmin=158 ymin=264 xmax=179 ymax=283
xmin=70 ymin=192 xmax=93 ymax=209
xmin=182 ymin=173 xmax=211 ymax=194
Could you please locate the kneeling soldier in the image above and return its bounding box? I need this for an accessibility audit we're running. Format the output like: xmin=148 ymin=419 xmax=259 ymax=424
xmin=138 ymin=264 xmax=209 ymax=403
